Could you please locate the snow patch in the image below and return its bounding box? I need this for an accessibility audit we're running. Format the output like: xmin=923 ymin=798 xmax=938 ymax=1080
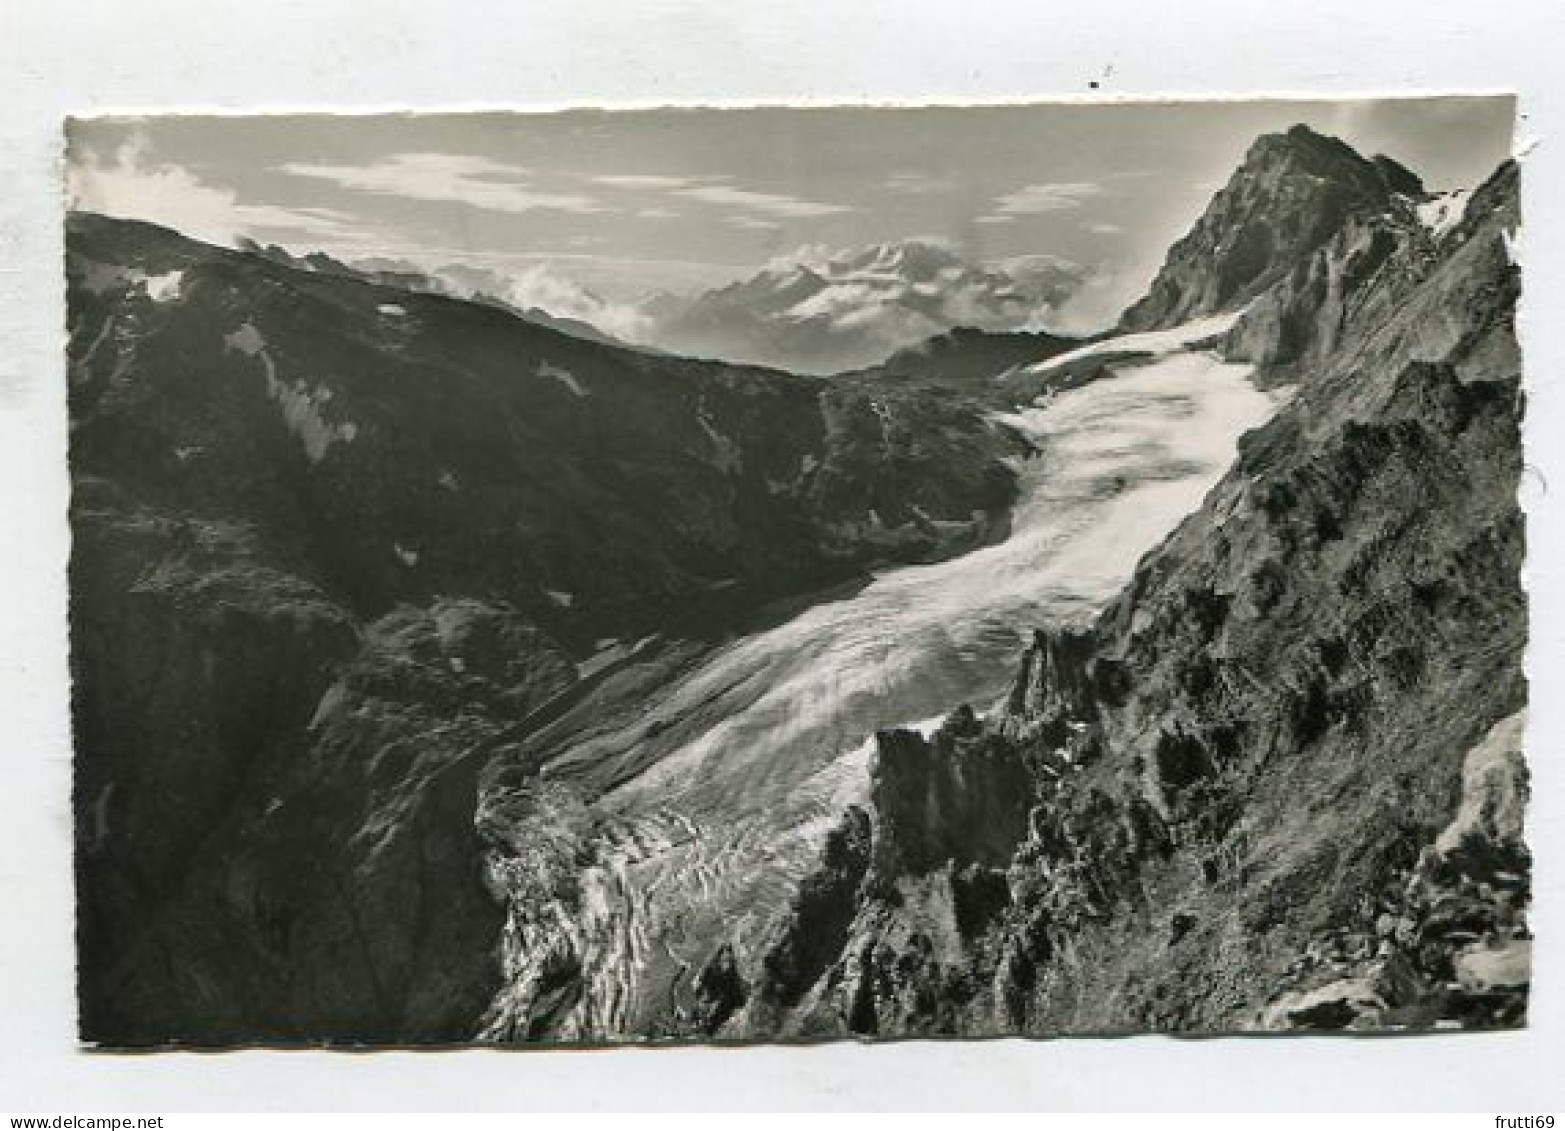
xmin=538 ymin=360 xmax=588 ymax=397
xmin=438 ymin=469 xmax=459 ymax=492
xmin=74 ymin=260 xmax=185 ymax=302
xmin=224 ymin=321 xmax=358 ymax=462
xmin=696 ymin=407 xmax=743 ymax=475
xmin=546 ymin=589 xmax=576 ymax=608
xmin=76 ymin=314 xmax=117 ymax=373
xmin=393 ymin=543 xmax=420 ymax=568
xmin=142 ymin=269 xmax=184 ymax=302
xmin=224 ymin=322 xmax=266 ymax=357
xmin=868 ymin=399 xmax=895 ymax=447
xmin=1435 ymin=711 xmax=1526 ymax=858
xmin=577 ymin=634 xmax=659 ymax=680
xmin=1416 ymin=190 xmax=1472 ymax=240
xmin=269 ymin=381 xmax=358 ymax=462
xmin=377 ymin=302 xmax=408 ymax=317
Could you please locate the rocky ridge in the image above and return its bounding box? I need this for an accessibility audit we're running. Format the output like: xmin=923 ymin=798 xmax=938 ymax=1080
xmin=1122 ymin=125 xmax=1425 ymax=333
xmin=697 ymin=141 xmax=1528 ymax=1037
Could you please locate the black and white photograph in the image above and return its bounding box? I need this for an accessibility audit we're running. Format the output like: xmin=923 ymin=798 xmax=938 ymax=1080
xmin=59 ymin=97 xmax=1531 ymax=1048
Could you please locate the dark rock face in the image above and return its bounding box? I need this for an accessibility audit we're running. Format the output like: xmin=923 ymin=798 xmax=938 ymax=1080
xmin=1121 ymin=125 xmax=1424 ymax=332
xmin=1003 ymin=627 xmax=1124 ymax=731
xmin=72 ymin=486 xmax=364 ymax=1042
xmin=1258 ymin=711 xmax=1529 ymax=1030
xmin=76 ymin=585 xmax=578 ymax=1044
xmin=751 ymin=712 xmax=1036 ymax=1037
xmin=851 ymin=326 xmax=1081 ymax=387
xmin=67 ymin=214 xmax=1025 ymax=1045
xmin=751 ymin=807 xmax=875 ymax=1019
xmin=870 ymin=712 xmax=1033 ymax=878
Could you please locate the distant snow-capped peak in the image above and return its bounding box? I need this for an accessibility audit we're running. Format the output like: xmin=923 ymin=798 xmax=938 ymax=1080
xmin=635 ymin=239 xmax=1088 ymax=374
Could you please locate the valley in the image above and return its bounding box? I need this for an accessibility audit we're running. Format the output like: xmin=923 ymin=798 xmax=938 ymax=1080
xmin=66 ymin=119 xmax=1529 ymax=1045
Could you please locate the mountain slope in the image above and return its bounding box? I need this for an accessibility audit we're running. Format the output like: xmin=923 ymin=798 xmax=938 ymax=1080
xmin=845 ymin=325 xmax=1082 ymax=388
xmin=69 ymin=215 xmax=1025 ymax=644
xmin=238 ymin=240 xmax=643 ymax=350
xmin=67 ymin=213 xmax=1028 ymax=1044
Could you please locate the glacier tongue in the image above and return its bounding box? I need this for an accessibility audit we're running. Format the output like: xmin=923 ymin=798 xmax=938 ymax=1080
xmin=485 ymin=319 xmax=1286 ymax=1039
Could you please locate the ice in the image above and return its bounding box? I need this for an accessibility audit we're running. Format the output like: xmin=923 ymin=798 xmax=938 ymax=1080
xmin=1026 ymin=310 xmax=1245 ymax=375
xmin=142 ymin=269 xmax=183 ymax=302
xmin=538 ymin=360 xmax=588 ymax=397
xmin=1416 ymin=190 xmax=1472 ymax=240
xmin=537 ymin=316 xmax=1288 ymax=1029
xmin=696 ymin=410 xmax=743 ymax=475
xmin=224 ymin=321 xmax=356 ymax=462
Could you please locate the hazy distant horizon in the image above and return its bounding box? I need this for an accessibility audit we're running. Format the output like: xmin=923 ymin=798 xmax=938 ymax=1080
xmin=67 ymin=98 xmax=1515 ymax=331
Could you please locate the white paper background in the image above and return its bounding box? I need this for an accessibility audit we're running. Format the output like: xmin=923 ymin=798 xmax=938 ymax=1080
xmin=2 ymin=0 xmax=1562 ymax=1112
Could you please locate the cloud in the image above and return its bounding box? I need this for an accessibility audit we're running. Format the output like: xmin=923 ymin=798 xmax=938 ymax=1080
xmin=282 ymin=153 xmax=604 ymax=215
xmin=1048 ymin=256 xmax=1162 ymax=334
xmin=675 ymin=184 xmax=850 ymax=219
xmin=1086 ymin=221 xmax=1125 ymax=234
xmin=587 ymin=169 xmax=848 ymax=224
xmin=992 ymin=181 xmax=1106 ymax=214
xmin=591 ymin=172 xmax=850 ymax=225
xmin=591 ymin=174 xmax=699 ymax=190
xmin=416 ymin=258 xmax=654 ymax=343
xmin=494 ymin=264 xmax=652 ymax=342
xmin=974 ymin=214 xmax=1017 ymax=225
xmin=67 ymin=133 xmax=365 ymax=248
xmin=884 ymin=171 xmax=955 ymax=194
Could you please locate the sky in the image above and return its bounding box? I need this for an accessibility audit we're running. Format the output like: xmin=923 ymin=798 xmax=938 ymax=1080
xmin=66 ymin=98 xmax=1516 ymax=330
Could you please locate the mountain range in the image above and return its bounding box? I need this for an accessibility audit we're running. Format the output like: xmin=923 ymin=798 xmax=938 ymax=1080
xmin=632 ymin=241 xmax=1088 ymax=375
xmin=237 ymin=241 xmax=648 ymax=350
xmin=67 ymin=123 xmax=1528 ymax=1044
xmin=240 ymin=237 xmax=1089 ymax=379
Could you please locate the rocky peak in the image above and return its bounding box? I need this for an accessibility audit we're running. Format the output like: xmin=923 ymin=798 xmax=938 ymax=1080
xmin=1003 ymin=626 xmax=1123 ymax=734
xmin=1121 ymin=124 xmax=1424 ymax=332
xmin=1245 ymin=124 xmax=1421 ymax=196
